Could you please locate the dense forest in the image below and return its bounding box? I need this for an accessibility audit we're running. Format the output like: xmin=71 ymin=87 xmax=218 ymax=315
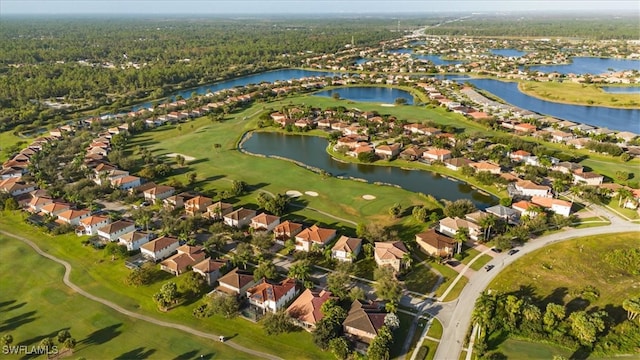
xmin=0 ymin=17 xmax=406 ymax=131
xmin=426 ymin=13 xmax=639 ymax=40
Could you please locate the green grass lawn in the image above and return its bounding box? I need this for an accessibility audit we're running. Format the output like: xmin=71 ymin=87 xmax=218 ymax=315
xmin=0 ymin=235 xmax=253 ymax=360
xmin=429 ymin=262 xmax=463 ymax=299
xmin=426 ymin=318 xmax=443 ymax=340
xmin=604 ymin=198 xmax=640 ymax=220
xmin=391 ymin=312 xmax=415 ymax=359
xmin=415 ymin=339 xmax=439 ymax=360
xmin=0 ymin=212 xmax=333 ymax=360
xmin=520 ymin=81 xmax=640 ymax=108
xmin=489 ymin=232 xmax=639 ymax=311
xmin=496 ymin=338 xmax=573 ymax=360
xmin=404 ymin=263 xmax=440 ymax=294
xmin=442 ymin=276 xmax=468 ymax=302
xmin=469 ymin=254 xmax=493 ymax=271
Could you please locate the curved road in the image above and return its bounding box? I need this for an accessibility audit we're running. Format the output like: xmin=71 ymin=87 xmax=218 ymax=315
xmin=433 ymin=207 xmax=640 ymax=360
xmin=0 ymin=230 xmax=282 ymax=360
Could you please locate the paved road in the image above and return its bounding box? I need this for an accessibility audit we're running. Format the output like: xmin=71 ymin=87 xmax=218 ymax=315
xmin=433 ymin=206 xmax=640 ymax=360
xmin=0 ymin=230 xmax=282 ymax=360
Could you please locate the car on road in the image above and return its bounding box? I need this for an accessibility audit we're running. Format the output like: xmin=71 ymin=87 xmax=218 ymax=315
xmin=508 ymin=249 xmax=519 ymax=255
xmin=490 ymin=248 xmax=502 ymax=253
xmin=484 ymin=264 xmax=494 ymax=271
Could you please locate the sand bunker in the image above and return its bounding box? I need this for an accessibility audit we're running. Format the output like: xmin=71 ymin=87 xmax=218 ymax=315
xmin=166 ymin=153 xmax=196 ymax=161
xmin=362 ymin=195 xmax=376 ymax=200
xmin=305 ymin=191 xmax=319 ymax=197
xmin=286 ymin=190 xmax=303 ymax=197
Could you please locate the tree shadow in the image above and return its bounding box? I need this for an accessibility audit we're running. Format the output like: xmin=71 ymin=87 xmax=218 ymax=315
xmin=17 ymin=327 xmax=68 ymax=347
xmin=0 ymin=310 xmax=37 ymax=333
xmin=0 ymin=299 xmax=17 ymax=310
xmin=80 ymin=323 xmax=122 ymax=346
xmin=565 ymin=297 xmax=590 ymax=314
xmin=4 ymin=302 xmax=27 ymax=312
xmin=172 ymin=350 xmax=198 ymax=360
xmin=505 ymin=284 xmax=538 ymax=303
xmin=541 ymin=287 xmax=568 ymax=308
xmin=569 ymin=346 xmax=593 ymax=360
xmin=602 ymin=304 xmax=627 ymax=326
xmin=114 ymin=347 xmax=156 ymax=359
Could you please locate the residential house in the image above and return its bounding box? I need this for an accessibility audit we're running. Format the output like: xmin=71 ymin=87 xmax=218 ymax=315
xmin=551 ymin=131 xmax=574 ymax=143
xmin=374 ymin=144 xmax=401 ymax=159
xmin=56 ymin=209 xmax=91 ymax=226
xmin=514 ymin=180 xmax=551 ymax=198
xmin=552 ymin=162 xmax=584 ymax=174
xmin=445 ymin=157 xmax=473 ymax=171
xmin=97 ymin=220 xmax=136 ymax=242
xmin=273 ymin=220 xmax=304 ymax=244
xmin=485 ymin=205 xmax=520 ymax=224
xmin=531 ymin=196 xmax=573 ymax=217
xmin=205 ymin=201 xmax=234 ymax=220
xmin=342 ymin=300 xmax=387 ymax=345
xmin=143 ymin=185 xmax=175 ymax=203
xmin=415 ymin=229 xmax=456 ymax=258
xmin=331 ymin=236 xmax=363 ymax=263
xmin=193 ymin=258 xmax=229 ymax=286
xmin=509 ymin=150 xmax=531 ymax=162
xmin=140 ymin=236 xmax=180 ymax=261
xmin=295 ymin=225 xmax=337 ymax=252
xmin=163 ymin=195 xmax=184 ymax=210
xmin=470 ymin=161 xmax=501 ymax=174
xmin=76 ymin=215 xmax=110 ymax=236
xmin=514 ymin=123 xmax=537 ymax=133
xmin=511 ymin=200 xmax=540 ymax=218
xmin=250 ymin=213 xmax=281 ymax=233
xmin=184 ymin=195 xmax=213 ymax=216
xmin=399 ymin=146 xmax=425 ymax=161
xmin=573 ymin=172 xmax=604 ymax=186
xmin=214 ymin=268 xmax=256 ymax=297
xmin=0 ymin=178 xmax=37 ymax=197
xmin=374 ymin=241 xmax=409 ymax=272
xmin=423 ymin=148 xmax=452 ymax=162
xmin=247 ymin=278 xmax=298 ymax=314
xmin=160 ymin=245 xmax=207 ymax=276
xmin=438 ymin=217 xmax=482 ymax=241
xmin=110 ymin=175 xmax=141 ymax=190
xmin=287 ymin=289 xmax=333 ymax=331
xmin=118 ymin=231 xmax=154 ymax=251
xmin=27 ymin=195 xmax=54 ymax=213
xmin=40 ymin=202 xmax=71 ymax=217
xmin=223 ymin=208 xmax=257 ymax=228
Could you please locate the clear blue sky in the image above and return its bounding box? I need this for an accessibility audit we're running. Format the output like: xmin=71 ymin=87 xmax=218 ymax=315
xmin=1 ymin=0 xmax=638 ymax=15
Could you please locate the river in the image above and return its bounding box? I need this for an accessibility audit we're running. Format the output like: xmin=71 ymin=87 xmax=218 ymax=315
xmin=241 ymin=132 xmax=497 ymax=208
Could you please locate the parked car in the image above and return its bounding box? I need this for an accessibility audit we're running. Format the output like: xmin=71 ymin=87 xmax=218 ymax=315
xmin=491 ymin=248 xmax=502 ymax=253
xmin=508 ymin=249 xmax=519 ymax=255
xmin=485 ymin=264 xmax=494 ymax=271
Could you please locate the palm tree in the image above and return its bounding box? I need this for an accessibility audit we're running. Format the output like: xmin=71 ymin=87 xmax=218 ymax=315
xmin=622 ymin=297 xmax=640 ymax=321
xmin=288 ymin=260 xmax=312 ymax=286
xmin=401 ymin=252 xmax=412 ymax=270
xmin=618 ymin=188 xmax=633 ymax=207
xmin=454 ymin=227 xmax=470 ymax=254
xmin=479 ymin=215 xmax=496 ymax=242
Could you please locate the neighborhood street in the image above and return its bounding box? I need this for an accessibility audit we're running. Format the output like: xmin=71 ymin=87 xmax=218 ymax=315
xmin=432 ymin=205 xmax=640 ymax=360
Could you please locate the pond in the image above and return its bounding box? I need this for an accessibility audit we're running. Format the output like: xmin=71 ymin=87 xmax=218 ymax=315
xmin=524 ymin=57 xmax=640 ymax=75
xmin=314 ymin=87 xmax=414 ymax=105
xmin=241 ymin=132 xmax=497 ymax=208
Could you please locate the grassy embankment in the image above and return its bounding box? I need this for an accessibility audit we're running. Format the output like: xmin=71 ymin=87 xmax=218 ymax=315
xmin=487 ymin=232 xmax=640 ymax=358
xmin=0 ymin=233 xmax=254 ymax=360
xmin=520 ymin=81 xmax=640 ymax=109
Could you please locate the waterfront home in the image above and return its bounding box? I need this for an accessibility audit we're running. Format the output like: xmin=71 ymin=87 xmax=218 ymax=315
xmin=193 ymin=258 xmax=229 ymax=286
xmin=374 ymin=241 xmax=409 ymax=272
xmin=76 ymin=215 xmax=110 ymax=236
xmin=374 ymin=144 xmax=401 ymax=159
xmin=415 ymin=229 xmax=456 ymax=258
xmin=205 ymin=201 xmax=234 ymax=220
xmin=118 ymin=231 xmax=154 ymax=251
xmin=438 ymin=217 xmax=482 ymax=241
xmin=184 ymin=195 xmax=213 ymax=216
xmin=331 ymin=236 xmax=363 ymax=263
xmin=247 ymin=278 xmax=298 ymax=314
xmin=514 ymin=180 xmax=551 ymax=198
xmin=250 ymin=213 xmax=281 ymax=233
xmin=350 ymin=144 xmax=374 ymax=158
xmin=143 ymin=185 xmax=175 ymax=203
xmin=573 ymin=172 xmax=604 ymax=186
xmin=140 ymin=236 xmax=180 ymax=261
xmin=287 ymin=289 xmax=333 ymax=331
xmin=399 ymin=146 xmax=426 ymax=161
xmin=295 ymin=225 xmax=337 ymax=252
xmin=160 ymin=245 xmax=207 ymax=276
xmin=56 ymin=209 xmax=91 ymax=226
xmin=470 ymin=161 xmax=501 ymax=174
xmin=511 ymin=200 xmax=541 ymax=218
xmin=343 ymin=300 xmax=387 ymax=345
xmin=615 ymin=131 xmax=638 ymax=145
xmin=214 ymin=268 xmax=256 ymax=297
xmin=445 ymin=157 xmax=473 ymax=171
xmin=97 ymin=220 xmax=136 ymax=242
xmin=223 ymin=208 xmax=257 ymax=229
xmin=551 ymin=131 xmax=574 ymax=143
xmin=423 ymin=148 xmax=452 ymax=162
xmin=531 ymin=196 xmax=573 ymax=217
xmin=273 ymin=220 xmax=304 ymax=244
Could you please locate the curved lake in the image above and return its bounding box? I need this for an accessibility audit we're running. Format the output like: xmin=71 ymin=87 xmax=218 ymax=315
xmin=242 ymin=132 xmax=496 ymax=208
xmin=492 ymin=49 xmax=527 ymax=57
xmin=133 ymin=69 xmax=341 ymax=110
xmin=387 ymin=49 xmax=462 ymax=65
xmin=601 ymin=86 xmax=640 ymax=94
xmin=464 ymin=78 xmax=640 ymax=133
xmin=314 ymin=87 xmax=414 ymax=105
xmin=525 ymin=57 xmax=640 ymax=75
